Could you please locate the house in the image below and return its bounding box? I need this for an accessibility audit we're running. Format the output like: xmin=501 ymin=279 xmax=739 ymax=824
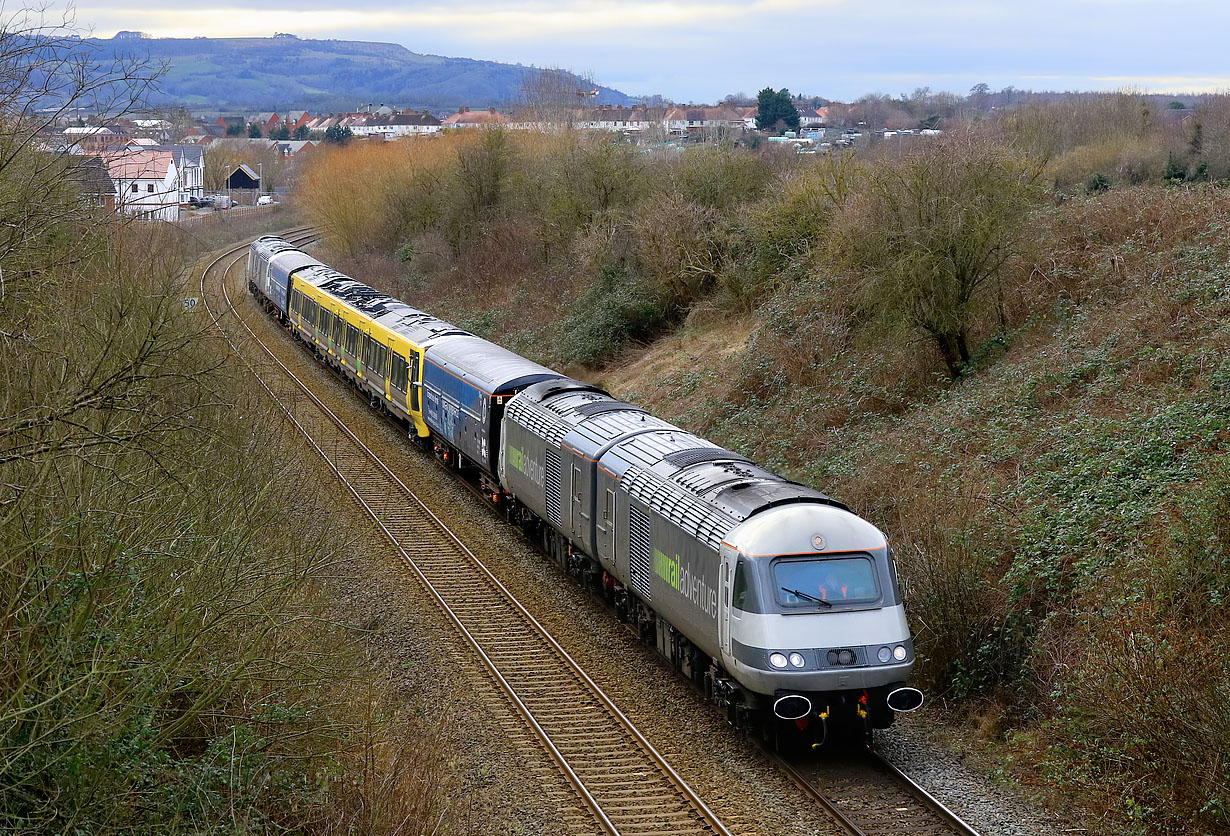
xmin=581 ymin=105 xmax=647 ymax=132
xmin=285 ymin=110 xmax=313 ymax=131
xmin=104 ymin=148 xmax=181 ymax=221
xmin=142 ymin=145 xmax=204 ymax=203
xmin=256 ymin=112 xmax=281 ymax=134
xmin=661 ymin=106 xmax=746 ymax=135
xmin=75 ymin=156 xmax=116 ymax=210
xmin=272 ymin=140 xmax=319 ymax=158
xmin=442 ymin=106 xmax=510 ymax=128
xmin=351 ymin=110 xmax=442 ymax=138
xmin=62 ymin=126 xmax=121 ymax=154
xmin=182 ymin=124 xmax=226 ymax=143
xmin=799 ymin=107 xmax=828 ymax=128
xmin=215 ymin=115 xmax=246 ymax=133
xmin=226 ymin=163 xmax=260 ymax=191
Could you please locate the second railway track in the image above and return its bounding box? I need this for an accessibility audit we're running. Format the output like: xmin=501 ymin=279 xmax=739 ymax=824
xmin=200 ymin=234 xmax=733 ymax=836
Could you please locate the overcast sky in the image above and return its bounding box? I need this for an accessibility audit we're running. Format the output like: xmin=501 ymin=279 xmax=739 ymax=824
xmin=63 ymin=1 xmax=1230 ymax=102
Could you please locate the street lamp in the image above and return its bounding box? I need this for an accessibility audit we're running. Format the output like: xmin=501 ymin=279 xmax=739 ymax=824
xmin=258 ymin=162 xmax=263 ymax=204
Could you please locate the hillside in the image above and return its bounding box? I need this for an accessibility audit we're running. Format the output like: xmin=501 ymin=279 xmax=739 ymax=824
xmin=295 ymin=124 xmax=1230 ymax=834
xmin=81 ymin=34 xmax=630 ymax=111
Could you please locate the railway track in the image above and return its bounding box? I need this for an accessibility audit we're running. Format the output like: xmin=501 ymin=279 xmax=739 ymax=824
xmin=773 ymin=746 xmax=984 ymax=836
xmin=200 ymin=234 xmax=734 ymax=836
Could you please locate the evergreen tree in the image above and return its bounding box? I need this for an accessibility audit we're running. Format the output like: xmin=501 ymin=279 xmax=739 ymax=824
xmin=324 ymin=124 xmax=352 ymax=144
xmin=247 ymin=122 xmax=262 ymax=138
xmin=755 ymin=87 xmax=800 ymax=133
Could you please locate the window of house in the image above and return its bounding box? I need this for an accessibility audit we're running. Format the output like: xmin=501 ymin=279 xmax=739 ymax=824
xmin=147 ymin=184 xmax=154 ymax=192
xmin=131 ymin=184 xmax=139 ymax=193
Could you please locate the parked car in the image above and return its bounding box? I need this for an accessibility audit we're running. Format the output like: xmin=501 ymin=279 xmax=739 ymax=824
xmin=256 ymin=195 xmax=274 ymax=206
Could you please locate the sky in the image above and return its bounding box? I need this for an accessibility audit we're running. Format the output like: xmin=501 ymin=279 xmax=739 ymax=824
xmin=57 ymin=0 xmax=1230 ymax=102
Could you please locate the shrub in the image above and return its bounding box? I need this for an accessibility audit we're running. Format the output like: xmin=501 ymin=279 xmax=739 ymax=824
xmin=560 ymin=262 xmax=668 ymax=366
xmin=668 ymin=146 xmax=773 ymax=209
xmin=1084 ymin=172 xmax=1111 ymax=194
xmin=829 ymin=130 xmax=1046 ymax=377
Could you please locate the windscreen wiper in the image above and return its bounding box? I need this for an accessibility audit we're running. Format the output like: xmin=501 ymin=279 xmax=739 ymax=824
xmin=781 ymin=587 xmax=832 ymax=608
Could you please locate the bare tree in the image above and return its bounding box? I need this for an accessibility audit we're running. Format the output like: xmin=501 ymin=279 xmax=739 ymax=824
xmin=517 ymin=66 xmax=595 ymax=128
xmin=0 ymin=7 xmax=160 ymax=273
xmin=833 ymin=130 xmax=1045 ymax=377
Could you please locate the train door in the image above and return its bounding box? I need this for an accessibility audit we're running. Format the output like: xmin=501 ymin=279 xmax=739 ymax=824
xmin=409 ymin=351 xmax=422 ymax=412
xmin=570 ymin=463 xmax=584 ymax=539
xmin=596 ymin=485 xmax=615 ymax=561
xmin=718 ymin=543 xmax=738 ymax=663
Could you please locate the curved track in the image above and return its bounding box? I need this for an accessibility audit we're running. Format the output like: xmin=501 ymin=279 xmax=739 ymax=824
xmin=200 ymin=234 xmax=734 ymax=836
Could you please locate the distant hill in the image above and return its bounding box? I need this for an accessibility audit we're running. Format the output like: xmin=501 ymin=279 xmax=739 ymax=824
xmin=80 ymin=34 xmax=631 ymax=112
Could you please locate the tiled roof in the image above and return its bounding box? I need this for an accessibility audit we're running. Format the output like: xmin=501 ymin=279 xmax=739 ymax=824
xmin=103 ymin=149 xmax=173 ymax=180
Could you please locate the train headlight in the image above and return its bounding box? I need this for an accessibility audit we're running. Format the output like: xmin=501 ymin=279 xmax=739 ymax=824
xmin=877 ymin=646 xmax=892 ymax=663
xmin=788 ymin=652 xmax=806 ymax=668
xmin=769 ymin=652 xmax=789 ymax=669
xmin=893 ymin=645 xmax=908 ymax=661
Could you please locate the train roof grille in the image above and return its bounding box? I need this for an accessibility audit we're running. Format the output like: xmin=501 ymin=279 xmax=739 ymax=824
xmin=573 ymin=401 xmax=646 ymax=418
xmin=508 ymin=400 xmax=570 ymax=445
xmin=622 ymin=465 xmax=737 ymax=548
xmin=662 ymin=447 xmax=749 ymax=468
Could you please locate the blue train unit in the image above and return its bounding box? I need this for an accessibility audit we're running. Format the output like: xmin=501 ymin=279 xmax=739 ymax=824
xmin=247 ymin=237 xmax=923 ymax=741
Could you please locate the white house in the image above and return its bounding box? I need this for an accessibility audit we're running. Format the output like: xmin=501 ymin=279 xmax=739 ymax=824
xmin=350 ymin=111 xmax=442 ymax=139
xmin=104 ymin=149 xmax=181 ymax=221
xmin=799 ymin=106 xmax=829 ymax=128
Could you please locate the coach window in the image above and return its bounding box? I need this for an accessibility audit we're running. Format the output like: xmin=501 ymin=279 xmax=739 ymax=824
xmin=390 ymin=353 xmax=408 ymax=392
xmin=345 ymin=324 xmax=359 ymax=357
xmin=319 ymin=309 xmax=332 ymax=336
xmin=333 ymin=315 xmax=344 ymax=345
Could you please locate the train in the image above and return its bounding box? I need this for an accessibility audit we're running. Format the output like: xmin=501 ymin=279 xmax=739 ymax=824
xmin=247 ymin=235 xmax=924 ymax=743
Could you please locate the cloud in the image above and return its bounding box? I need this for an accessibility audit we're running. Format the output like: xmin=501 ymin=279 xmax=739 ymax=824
xmin=58 ymin=0 xmax=1230 ymax=101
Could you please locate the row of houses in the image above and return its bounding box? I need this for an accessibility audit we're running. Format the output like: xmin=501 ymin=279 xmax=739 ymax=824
xmin=194 ymin=103 xmax=832 ymax=141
